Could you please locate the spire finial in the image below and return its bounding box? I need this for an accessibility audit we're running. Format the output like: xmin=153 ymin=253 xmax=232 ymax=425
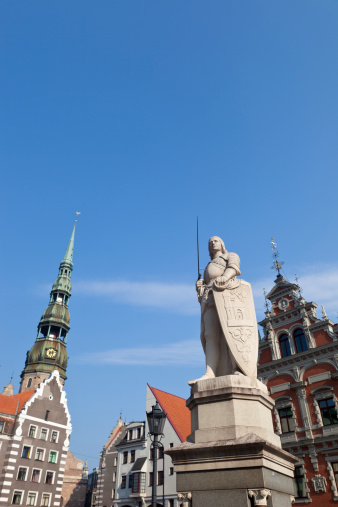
xmin=270 ymin=237 xmax=284 ymax=276
xmin=263 ymin=288 xmax=270 ymax=312
xmin=294 ymin=273 xmax=303 ymax=299
xmin=62 ymin=217 xmax=79 ymax=265
xmin=321 ymin=305 xmax=328 ymax=320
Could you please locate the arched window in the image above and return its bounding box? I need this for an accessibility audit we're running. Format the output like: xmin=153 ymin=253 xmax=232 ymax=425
xmin=27 ymin=378 xmax=32 ymax=388
xmin=294 ymin=328 xmax=308 ymax=353
xmin=279 ymin=334 xmax=291 ymax=357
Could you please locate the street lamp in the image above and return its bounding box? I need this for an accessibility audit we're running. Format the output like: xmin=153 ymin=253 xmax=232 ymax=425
xmin=147 ymin=401 xmax=167 ymax=507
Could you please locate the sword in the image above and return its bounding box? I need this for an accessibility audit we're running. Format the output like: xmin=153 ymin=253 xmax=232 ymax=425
xmin=197 ymin=217 xmax=201 ymax=280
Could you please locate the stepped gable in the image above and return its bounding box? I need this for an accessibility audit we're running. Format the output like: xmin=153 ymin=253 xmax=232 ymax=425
xmin=104 ymin=425 xmax=123 ymax=450
xmin=148 ymin=385 xmax=191 ymax=442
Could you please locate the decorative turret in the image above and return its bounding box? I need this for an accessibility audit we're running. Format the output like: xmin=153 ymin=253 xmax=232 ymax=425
xmin=20 ymin=223 xmax=77 ymax=393
xmin=2 ymin=381 xmax=14 ymax=396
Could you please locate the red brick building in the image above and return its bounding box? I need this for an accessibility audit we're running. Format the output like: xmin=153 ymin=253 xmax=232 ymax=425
xmin=258 ymin=273 xmax=338 ymax=505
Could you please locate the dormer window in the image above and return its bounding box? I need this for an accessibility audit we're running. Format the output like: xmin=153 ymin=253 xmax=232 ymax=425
xmin=279 ymin=334 xmax=291 ymax=357
xmin=294 ymin=329 xmax=308 ymax=353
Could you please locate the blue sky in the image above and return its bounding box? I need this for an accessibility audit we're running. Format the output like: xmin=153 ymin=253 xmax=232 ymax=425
xmin=1 ymin=1 xmax=338 ymax=469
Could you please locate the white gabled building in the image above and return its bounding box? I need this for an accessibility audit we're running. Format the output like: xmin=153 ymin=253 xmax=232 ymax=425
xmin=112 ymin=384 xmax=190 ymax=507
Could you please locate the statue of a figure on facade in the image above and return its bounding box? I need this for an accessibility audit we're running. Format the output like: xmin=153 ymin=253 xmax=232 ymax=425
xmin=189 ymin=236 xmax=258 ymax=385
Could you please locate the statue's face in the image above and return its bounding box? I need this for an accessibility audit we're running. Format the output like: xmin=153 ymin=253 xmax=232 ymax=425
xmin=209 ymin=237 xmax=222 ymax=254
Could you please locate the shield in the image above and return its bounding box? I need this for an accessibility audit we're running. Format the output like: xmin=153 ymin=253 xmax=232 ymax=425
xmin=213 ymin=279 xmax=258 ymax=377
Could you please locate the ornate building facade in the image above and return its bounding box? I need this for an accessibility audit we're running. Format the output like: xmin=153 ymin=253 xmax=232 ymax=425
xmin=258 ymin=273 xmax=338 ymax=505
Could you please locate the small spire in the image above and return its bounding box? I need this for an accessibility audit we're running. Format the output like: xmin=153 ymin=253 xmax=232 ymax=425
xmin=82 ymin=458 xmax=89 ymax=479
xmin=270 ymin=237 xmax=284 ymax=277
xmin=295 ymin=273 xmax=303 ymax=299
xmin=2 ymin=381 xmax=14 ymax=396
xmin=321 ymin=305 xmax=328 ymax=320
xmin=263 ymin=288 xmax=270 ymax=312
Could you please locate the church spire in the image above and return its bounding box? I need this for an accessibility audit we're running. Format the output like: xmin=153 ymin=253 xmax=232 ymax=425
xmin=62 ymin=222 xmax=76 ymax=267
xmin=20 ymin=222 xmax=77 ymax=393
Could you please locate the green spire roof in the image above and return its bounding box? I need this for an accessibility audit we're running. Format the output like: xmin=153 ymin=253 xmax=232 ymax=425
xmin=20 ymin=221 xmax=78 ymax=391
xmin=62 ymin=222 xmax=76 ymax=267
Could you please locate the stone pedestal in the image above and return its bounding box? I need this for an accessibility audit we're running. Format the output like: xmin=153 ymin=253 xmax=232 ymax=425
xmin=166 ymin=376 xmax=297 ymax=507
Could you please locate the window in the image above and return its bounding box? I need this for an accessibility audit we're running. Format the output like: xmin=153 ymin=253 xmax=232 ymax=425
xmin=150 ymin=448 xmax=154 ymax=460
xmin=278 ymin=408 xmax=295 ymax=433
xmin=130 ymin=450 xmax=135 ymax=463
xmin=45 ymin=471 xmax=54 ymax=484
xmin=294 ymin=466 xmax=306 ymax=498
xmin=128 ymin=474 xmax=133 ymax=488
xmin=123 ymin=451 xmax=128 ymax=464
xmin=114 ymin=457 xmax=117 ymax=467
xmin=35 ymin=448 xmax=44 ymax=461
xmin=132 ymin=473 xmax=139 ymax=493
xmin=17 ymin=467 xmax=27 ymax=481
xmin=12 ymin=491 xmax=23 ymax=505
xmin=22 ymin=446 xmax=31 ymax=459
xmin=121 ymin=475 xmax=126 ymax=489
xmin=294 ymin=329 xmax=308 ymax=353
xmin=149 ymin=472 xmax=153 ymax=487
xmin=128 ymin=430 xmax=133 ymax=440
xmin=51 ymin=431 xmax=58 ymax=443
xmin=41 ymin=494 xmax=51 ymax=506
xmin=132 ymin=472 xmax=146 ymax=493
xmin=31 ymin=469 xmax=41 ymax=483
xmin=158 ymin=471 xmax=164 ymax=486
xmin=27 ymin=492 xmax=37 ymax=506
xmin=332 ymin=462 xmax=338 ymax=488
xmin=48 ymin=451 xmax=57 ymax=463
xmin=279 ymin=334 xmax=291 ymax=357
xmin=0 ymin=421 xmax=4 ymax=433
xmin=169 ymin=467 xmax=174 ymax=476
xmin=137 ymin=427 xmax=141 ymax=439
xmin=319 ymin=398 xmax=338 ymax=426
xmin=158 ymin=447 xmax=164 ymax=459
xmin=169 ymin=500 xmax=174 ymax=507
xmin=45 ymin=410 xmax=50 ymax=421
xmin=113 ymin=472 xmax=116 ymax=482
xmin=29 ymin=425 xmax=37 ymax=438
xmin=27 ymin=378 xmax=32 ymax=388
xmin=112 ymin=489 xmax=115 ymax=499
xmin=40 ymin=428 xmax=48 ymax=440
xmin=169 ymin=443 xmax=174 ymax=448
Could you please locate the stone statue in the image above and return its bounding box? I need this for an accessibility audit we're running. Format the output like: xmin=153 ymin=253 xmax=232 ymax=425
xmin=189 ymin=236 xmax=258 ymax=385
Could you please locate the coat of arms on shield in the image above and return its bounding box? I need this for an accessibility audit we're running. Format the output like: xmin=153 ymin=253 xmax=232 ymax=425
xmin=213 ymin=279 xmax=258 ymax=377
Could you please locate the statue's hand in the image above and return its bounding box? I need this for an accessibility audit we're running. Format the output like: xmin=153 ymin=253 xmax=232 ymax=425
xmin=196 ymin=279 xmax=204 ymax=293
xmin=214 ymin=276 xmax=231 ymax=289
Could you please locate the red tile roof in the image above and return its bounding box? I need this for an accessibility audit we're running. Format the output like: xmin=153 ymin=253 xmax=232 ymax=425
xmin=148 ymin=385 xmax=191 ymax=442
xmin=0 ymin=390 xmax=35 ymax=416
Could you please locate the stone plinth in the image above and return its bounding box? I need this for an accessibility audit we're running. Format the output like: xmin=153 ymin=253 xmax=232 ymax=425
xmin=188 ymin=375 xmax=280 ymax=447
xmin=165 ymin=376 xmax=298 ymax=507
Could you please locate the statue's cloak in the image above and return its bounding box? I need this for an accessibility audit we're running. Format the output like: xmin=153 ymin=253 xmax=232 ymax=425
xmin=213 ymin=279 xmax=258 ymax=377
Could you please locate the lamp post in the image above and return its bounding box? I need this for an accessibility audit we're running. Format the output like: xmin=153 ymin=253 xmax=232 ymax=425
xmin=147 ymin=401 xmax=167 ymax=507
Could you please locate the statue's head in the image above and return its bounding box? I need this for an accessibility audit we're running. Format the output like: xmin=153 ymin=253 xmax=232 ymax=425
xmin=208 ymin=236 xmax=227 ymax=259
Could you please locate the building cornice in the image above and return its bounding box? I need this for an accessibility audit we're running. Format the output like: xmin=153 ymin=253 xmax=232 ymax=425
xmin=258 ymin=341 xmax=338 ymax=375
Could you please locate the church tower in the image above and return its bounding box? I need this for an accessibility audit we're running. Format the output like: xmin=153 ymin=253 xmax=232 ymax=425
xmin=20 ymin=223 xmax=76 ymax=393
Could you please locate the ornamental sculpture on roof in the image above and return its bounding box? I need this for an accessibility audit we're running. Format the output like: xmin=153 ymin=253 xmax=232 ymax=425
xmin=189 ymin=236 xmax=258 ymax=385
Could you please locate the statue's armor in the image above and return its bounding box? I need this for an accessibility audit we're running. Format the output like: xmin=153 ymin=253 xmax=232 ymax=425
xmin=201 ymin=252 xmax=241 ymax=305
